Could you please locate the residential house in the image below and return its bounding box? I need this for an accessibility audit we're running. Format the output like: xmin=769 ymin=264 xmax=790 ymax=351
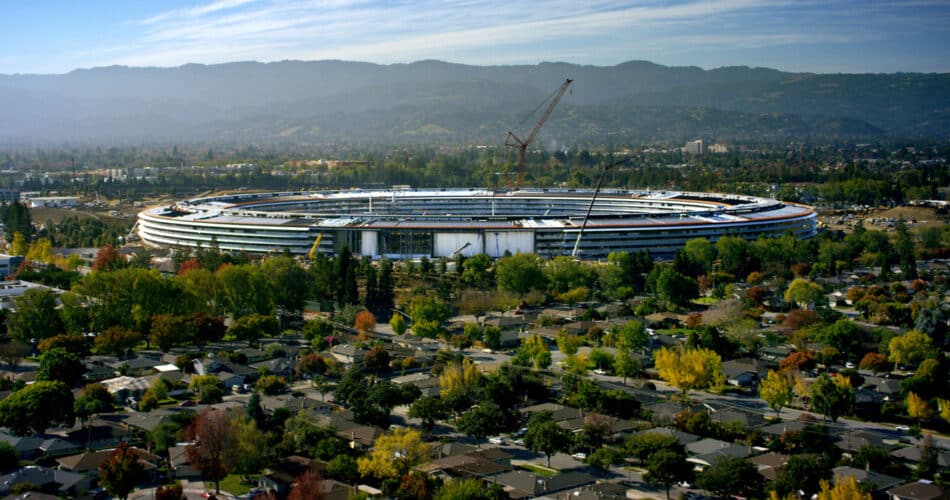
xmin=891 ymin=445 xmax=950 ymax=470
xmin=0 ymin=466 xmax=92 ymax=497
xmin=831 ymin=466 xmax=903 ymax=498
xmin=331 ymin=344 xmax=367 ymax=367
xmin=0 ymin=434 xmax=43 ymax=460
xmin=392 ymin=373 xmax=441 ymax=397
xmin=750 ymin=452 xmax=788 ymax=481
xmin=888 ymin=481 xmax=948 ymax=500
xmin=494 ymin=470 xmax=598 ymax=499
xmin=56 ymin=447 xmax=161 ymax=481
xmin=258 ymin=455 xmax=327 ymax=497
xmin=686 ymin=438 xmax=751 ymax=467
xmin=168 ymin=445 xmax=201 ymax=480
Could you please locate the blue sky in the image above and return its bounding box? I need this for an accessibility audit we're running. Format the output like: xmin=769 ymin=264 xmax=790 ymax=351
xmin=1 ymin=0 xmax=948 ymax=74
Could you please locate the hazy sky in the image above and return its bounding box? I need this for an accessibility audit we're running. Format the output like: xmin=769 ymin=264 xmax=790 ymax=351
xmin=2 ymin=0 xmax=948 ymax=75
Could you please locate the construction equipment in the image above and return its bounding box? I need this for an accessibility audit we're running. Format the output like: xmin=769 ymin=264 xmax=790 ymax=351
xmin=505 ymin=78 xmax=573 ymax=189
xmin=570 ymin=157 xmax=631 ymax=258
xmin=307 ymin=233 xmax=324 ymax=261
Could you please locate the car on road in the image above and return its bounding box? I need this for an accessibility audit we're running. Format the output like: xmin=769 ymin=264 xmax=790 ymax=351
xmin=895 ymin=425 xmax=911 ymax=432
xmin=845 ymin=362 xmax=855 ymax=369
xmin=488 ymin=436 xmax=505 ymax=445
xmin=571 ymin=452 xmax=587 ymax=460
xmin=513 ymin=439 xmax=525 ymax=446
xmin=593 ymin=369 xmax=607 ymax=375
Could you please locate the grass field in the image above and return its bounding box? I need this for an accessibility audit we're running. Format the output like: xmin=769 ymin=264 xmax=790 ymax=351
xmin=212 ymin=474 xmax=257 ymax=496
xmin=517 ymin=463 xmax=558 ymax=477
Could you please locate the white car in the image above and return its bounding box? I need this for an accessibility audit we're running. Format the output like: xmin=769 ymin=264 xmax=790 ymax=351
xmin=845 ymin=362 xmax=856 ymax=369
xmin=571 ymin=452 xmax=587 ymax=460
xmin=488 ymin=436 xmax=505 ymax=445
xmin=895 ymin=425 xmax=911 ymax=432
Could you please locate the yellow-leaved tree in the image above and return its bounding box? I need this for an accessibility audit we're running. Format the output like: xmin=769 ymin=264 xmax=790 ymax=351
xmin=357 ymin=427 xmax=429 ymax=479
xmin=10 ymin=232 xmax=28 ymax=257
xmin=653 ymin=345 xmax=725 ymax=399
xmin=906 ymin=392 xmax=934 ymax=423
xmin=939 ymin=399 xmax=950 ymax=423
xmin=759 ymin=369 xmax=794 ymax=416
xmin=25 ymin=237 xmax=54 ymax=264
xmin=816 ymin=476 xmax=871 ymax=500
xmin=439 ymin=358 xmax=481 ymax=398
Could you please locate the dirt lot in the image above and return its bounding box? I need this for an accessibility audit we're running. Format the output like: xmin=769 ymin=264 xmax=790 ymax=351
xmin=30 ymin=206 xmax=135 ymax=227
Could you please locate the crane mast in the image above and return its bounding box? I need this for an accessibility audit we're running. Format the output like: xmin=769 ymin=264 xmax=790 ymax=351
xmin=505 ymin=78 xmax=573 ymax=189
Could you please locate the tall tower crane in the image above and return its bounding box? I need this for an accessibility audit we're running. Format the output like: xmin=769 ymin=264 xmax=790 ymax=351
xmin=504 ymin=78 xmax=573 ymax=189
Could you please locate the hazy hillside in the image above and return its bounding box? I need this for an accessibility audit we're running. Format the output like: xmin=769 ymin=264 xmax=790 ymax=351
xmin=0 ymin=60 xmax=946 ymax=145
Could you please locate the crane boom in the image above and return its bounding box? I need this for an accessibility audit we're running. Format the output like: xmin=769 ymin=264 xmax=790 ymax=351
xmin=505 ymin=78 xmax=573 ymax=188
xmin=570 ymin=157 xmax=631 ymax=258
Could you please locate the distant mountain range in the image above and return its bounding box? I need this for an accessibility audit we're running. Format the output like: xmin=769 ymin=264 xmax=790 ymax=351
xmin=1 ymin=59 xmax=947 ymax=145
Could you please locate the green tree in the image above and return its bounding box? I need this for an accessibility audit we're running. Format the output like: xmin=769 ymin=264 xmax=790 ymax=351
xmin=894 ymin=220 xmax=917 ymax=279
xmin=0 ymin=381 xmax=75 ymax=435
xmin=495 ymin=253 xmax=547 ymax=295
xmin=0 ymin=442 xmax=17 ymax=472
xmin=514 ymin=334 xmax=552 ymax=370
xmin=457 ymin=402 xmax=507 ymax=447
xmin=684 ymin=238 xmax=715 ymax=274
xmin=784 ymin=278 xmax=826 ymax=309
xmin=260 ymin=256 xmax=311 ymax=311
xmin=37 ymin=347 xmax=85 ymax=387
xmin=256 ymin=374 xmax=287 ymax=395
xmin=645 ymin=449 xmax=693 ymax=500
xmin=654 ymin=265 xmax=699 ymax=307
xmin=810 ymin=373 xmax=854 ymax=422
xmin=74 ymin=383 xmax=114 ymax=445
xmin=716 ymin=236 xmax=751 ymax=277
xmin=217 ymin=264 xmax=273 ymax=317
xmin=94 ymin=326 xmax=141 ymax=356
xmin=7 ymin=288 xmax=62 ymax=342
xmin=227 ymin=314 xmax=278 ymax=346
xmin=408 ymin=396 xmax=449 ymax=431
xmin=696 ymin=456 xmax=763 ymax=500
xmin=774 ymin=455 xmax=828 ymax=498
xmin=231 ymin=417 xmax=268 ymax=480
xmin=625 ymin=432 xmax=684 ymax=464
xmin=759 ymin=370 xmax=794 ymax=416
xmin=888 ymin=330 xmax=936 ymax=369
xmin=389 ymin=313 xmax=407 ymax=336
xmin=435 ymin=479 xmax=505 ymax=500
xmin=190 ymin=375 xmax=225 ymax=404
xmin=616 ymin=319 xmax=648 ymax=351
xmin=98 ymin=442 xmax=145 ymax=500
xmin=614 ymin=349 xmax=640 ymax=385
xmin=524 ymin=411 xmax=572 ymax=466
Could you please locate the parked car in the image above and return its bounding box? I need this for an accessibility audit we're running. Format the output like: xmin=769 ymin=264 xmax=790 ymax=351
xmin=571 ymin=452 xmax=587 ymax=460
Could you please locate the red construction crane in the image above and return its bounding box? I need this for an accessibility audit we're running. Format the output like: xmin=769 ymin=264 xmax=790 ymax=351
xmin=504 ymin=78 xmax=573 ymax=189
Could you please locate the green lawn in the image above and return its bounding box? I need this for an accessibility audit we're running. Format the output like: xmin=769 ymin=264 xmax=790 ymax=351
xmin=211 ymin=474 xmax=257 ymax=496
xmin=518 ymin=463 xmax=557 ymax=477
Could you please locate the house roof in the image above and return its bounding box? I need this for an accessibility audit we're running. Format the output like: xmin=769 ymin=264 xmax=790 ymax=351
xmin=0 ymin=466 xmax=85 ymax=495
xmin=750 ymin=452 xmax=788 ymax=481
xmin=56 ymin=447 xmax=161 ymax=473
xmin=686 ymin=438 xmax=750 ymax=464
xmin=831 ymin=466 xmax=903 ymax=491
xmin=168 ymin=445 xmax=192 ymax=468
xmin=891 ymin=445 xmax=950 ymax=467
xmin=888 ymin=481 xmax=947 ymax=500
xmin=636 ymin=427 xmax=701 ymax=445
xmin=759 ymin=419 xmax=809 ymax=437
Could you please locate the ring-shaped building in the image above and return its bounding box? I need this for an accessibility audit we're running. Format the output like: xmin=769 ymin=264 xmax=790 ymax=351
xmin=136 ymin=188 xmax=817 ymax=259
